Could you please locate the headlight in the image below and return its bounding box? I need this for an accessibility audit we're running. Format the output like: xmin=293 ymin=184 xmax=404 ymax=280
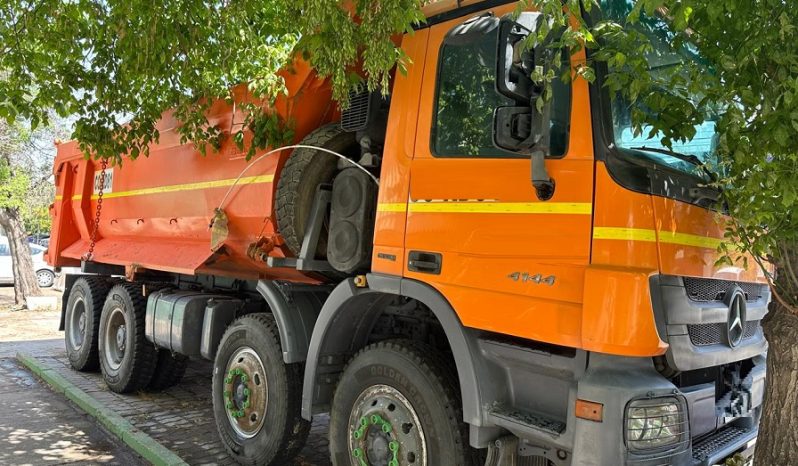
xmin=625 ymin=397 xmax=687 ymax=451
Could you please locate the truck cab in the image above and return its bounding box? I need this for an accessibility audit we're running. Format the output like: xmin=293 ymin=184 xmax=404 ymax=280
xmin=49 ymin=1 xmax=768 ymax=465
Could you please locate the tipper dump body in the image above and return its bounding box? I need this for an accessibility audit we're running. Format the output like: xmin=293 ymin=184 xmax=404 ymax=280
xmin=48 ymin=59 xmax=336 ymax=282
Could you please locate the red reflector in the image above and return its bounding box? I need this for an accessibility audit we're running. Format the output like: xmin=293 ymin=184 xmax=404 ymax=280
xmin=575 ymin=399 xmax=603 ymax=422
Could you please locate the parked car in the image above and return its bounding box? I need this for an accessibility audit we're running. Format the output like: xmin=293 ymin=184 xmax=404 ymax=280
xmin=28 ymin=235 xmax=50 ymax=247
xmin=0 ymin=237 xmax=56 ymax=287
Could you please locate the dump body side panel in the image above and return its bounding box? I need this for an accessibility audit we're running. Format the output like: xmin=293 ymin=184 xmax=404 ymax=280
xmin=48 ymin=60 xmax=335 ymax=282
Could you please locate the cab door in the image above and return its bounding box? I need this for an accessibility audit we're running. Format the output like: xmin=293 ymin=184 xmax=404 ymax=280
xmin=404 ymin=7 xmax=595 ymax=348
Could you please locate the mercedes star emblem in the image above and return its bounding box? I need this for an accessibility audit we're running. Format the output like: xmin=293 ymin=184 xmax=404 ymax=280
xmin=725 ymin=287 xmax=747 ymax=348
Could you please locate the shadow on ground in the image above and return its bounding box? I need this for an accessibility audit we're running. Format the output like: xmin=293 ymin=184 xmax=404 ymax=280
xmin=0 ymin=358 xmax=143 ymax=465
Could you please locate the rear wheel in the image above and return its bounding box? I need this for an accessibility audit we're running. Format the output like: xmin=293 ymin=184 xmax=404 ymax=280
xmin=330 ymin=340 xmax=478 ymax=466
xmin=64 ymin=277 xmax=109 ymax=372
xmin=98 ymin=283 xmax=157 ymax=393
xmin=212 ymin=313 xmax=310 ymax=465
xmin=148 ymin=350 xmax=189 ymax=391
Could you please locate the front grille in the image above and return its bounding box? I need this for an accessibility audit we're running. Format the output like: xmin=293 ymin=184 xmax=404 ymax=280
xmin=692 ymin=426 xmax=749 ymax=462
xmin=688 ymin=321 xmax=759 ymax=346
xmin=341 ymin=89 xmax=372 ymax=132
xmin=683 ymin=277 xmax=765 ymax=303
xmin=517 ymin=458 xmax=552 ymax=466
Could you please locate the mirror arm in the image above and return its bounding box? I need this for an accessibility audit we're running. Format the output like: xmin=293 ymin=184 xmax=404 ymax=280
xmin=529 ymin=98 xmax=554 ymax=201
xmin=530 ymin=149 xmax=554 ymax=201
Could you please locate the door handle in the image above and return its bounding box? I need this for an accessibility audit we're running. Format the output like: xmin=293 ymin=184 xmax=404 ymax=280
xmin=408 ymin=251 xmax=442 ymax=275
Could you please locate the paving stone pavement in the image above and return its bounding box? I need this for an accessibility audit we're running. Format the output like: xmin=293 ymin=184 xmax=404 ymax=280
xmin=36 ymin=356 xmax=332 ymax=466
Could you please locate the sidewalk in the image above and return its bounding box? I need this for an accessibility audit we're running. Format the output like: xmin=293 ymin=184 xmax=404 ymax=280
xmin=30 ymin=355 xmax=331 ymax=465
xmin=0 ymin=358 xmax=144 ymax=465
xmin=0 ymin=288 xmax=332 ymax=465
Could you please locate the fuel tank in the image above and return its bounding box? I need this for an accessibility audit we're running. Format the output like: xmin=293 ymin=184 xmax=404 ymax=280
xmin=47 ymin=58 xmax=338 ymax=283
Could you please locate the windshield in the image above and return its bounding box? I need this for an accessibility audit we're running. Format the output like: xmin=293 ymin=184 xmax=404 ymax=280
xmin=600 ymin=0 xmax=720 ymax=179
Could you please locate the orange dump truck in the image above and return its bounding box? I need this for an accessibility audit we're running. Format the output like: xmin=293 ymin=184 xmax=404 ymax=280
xmin=48 ymin=1 xmax=769 ymax=465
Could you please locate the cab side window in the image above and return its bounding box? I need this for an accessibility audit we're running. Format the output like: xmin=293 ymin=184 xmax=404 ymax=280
xmin=0 ymin=244 xmax=9 ymax=256
xmin=431 ymin=20 xmax=571 ymax=158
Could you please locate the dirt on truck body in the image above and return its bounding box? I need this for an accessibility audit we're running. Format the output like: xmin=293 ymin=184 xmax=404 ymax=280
xmin=48 ymin=1 xmax=770 ymax=465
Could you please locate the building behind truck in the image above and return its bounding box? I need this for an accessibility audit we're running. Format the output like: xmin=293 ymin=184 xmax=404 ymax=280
xmin=47 ymin=1 xmax=770 ymax=465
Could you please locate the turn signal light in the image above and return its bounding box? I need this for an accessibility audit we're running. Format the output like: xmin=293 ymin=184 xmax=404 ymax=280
xmin=575 ymin=399 xmax=604 ymax=422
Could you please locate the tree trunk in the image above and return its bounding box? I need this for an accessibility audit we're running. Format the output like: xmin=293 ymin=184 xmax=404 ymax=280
xmin=0 ymin=206 xmax=41 ymax=305
xmin=754 ymin=302 xmax=798 ymax=465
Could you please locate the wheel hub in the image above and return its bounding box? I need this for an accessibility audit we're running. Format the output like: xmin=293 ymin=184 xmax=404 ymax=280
xmin=103 ymin=307 xmax=127 ymax=370
xmin=116 ymin=325 xmax=126 ymax=352
xmin=69 ymin=298 xmax=87 ymax=351
xmin=223 ymin=347 xmax=268 ymax=439
xmin=349 ymin=385 xmax=427 ymax=466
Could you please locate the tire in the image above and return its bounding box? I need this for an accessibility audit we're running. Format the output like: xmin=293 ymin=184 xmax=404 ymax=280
xmin=329 ymin=340 xmax=480 ymax=466
xmin=275 ymin=124 xmax=359 ymax=257
xmin=212 ymin=313 xmax=310 ymax=465
xmin=98 ymin=283 xmax=157 ymax=393
xmin=148 ymin=350 xmax=189 ymax=391
xmin=64 ymin=277 xmax=109 ymax=372
xmin=36 ymin=269 xmax=55 ymax=288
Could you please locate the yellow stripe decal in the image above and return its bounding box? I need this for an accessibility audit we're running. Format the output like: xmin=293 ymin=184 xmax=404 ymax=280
xmin=660 ymin=231 xmax=723 ymax=249
xmin=377 ymin=203 xmax=408 ymax=213
xmin=407 ymin=202 xmax=593 ymax=214
xmin=593 ymin=227 xmax=657 ymax=242
xmin=69 ymin=175 xmax=274 ymax=201
xmin=593 ymin=227 xmax=723 ymax=249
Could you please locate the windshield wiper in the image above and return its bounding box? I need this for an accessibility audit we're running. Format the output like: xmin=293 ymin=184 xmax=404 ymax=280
xmin=629 ymin=146 xmax=718 ymax=183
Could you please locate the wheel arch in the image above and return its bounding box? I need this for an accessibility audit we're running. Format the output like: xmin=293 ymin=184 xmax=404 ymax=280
xmin=255 ymin=280 xmax=331 ymax=364
xmin=301 ymin=274 xmax=485 ymax=428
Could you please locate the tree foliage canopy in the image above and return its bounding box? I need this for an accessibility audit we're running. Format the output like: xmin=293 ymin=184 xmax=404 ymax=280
xmin=0 ymin=118 xmax=63 ymax=234
xmin=1 ymin=0 xmax=797 ymax=309
xmin=0 ymin=0 xmax=423 ymax=160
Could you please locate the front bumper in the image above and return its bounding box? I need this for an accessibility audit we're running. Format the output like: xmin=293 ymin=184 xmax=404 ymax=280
xmin=569 ymin=354 xmax=764 ymax=466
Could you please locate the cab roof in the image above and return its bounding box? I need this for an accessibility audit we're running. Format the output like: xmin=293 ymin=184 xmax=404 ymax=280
xmin=421 ymin=0 xmax=514 ymax=27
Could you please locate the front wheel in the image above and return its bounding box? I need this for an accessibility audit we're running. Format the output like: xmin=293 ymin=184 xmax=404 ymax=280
xmin=212 ymin=313 xmax=310 ymax=465
xmin=330 ymin=340 xmax=478 ymax=466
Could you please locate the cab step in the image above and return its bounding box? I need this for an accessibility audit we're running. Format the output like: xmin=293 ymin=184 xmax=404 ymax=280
xmin=489 ymin=406 xmax=566 ymax=438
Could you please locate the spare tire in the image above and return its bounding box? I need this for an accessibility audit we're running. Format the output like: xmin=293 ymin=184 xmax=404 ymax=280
xmin=275 ymin=124 xmax=359 ymax=257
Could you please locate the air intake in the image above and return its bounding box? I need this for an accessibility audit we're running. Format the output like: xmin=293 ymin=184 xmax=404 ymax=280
xmin=341 ymin=89 xmax=375 ymax=132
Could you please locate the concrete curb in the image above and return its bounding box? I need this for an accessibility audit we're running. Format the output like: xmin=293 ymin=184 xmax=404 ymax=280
xmin=16 ymin=352 xmax=188 ymax=466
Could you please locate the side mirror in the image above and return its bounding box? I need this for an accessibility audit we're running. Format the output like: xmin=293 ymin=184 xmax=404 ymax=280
xmin=495 ymin=12 xmax=542 ymax=103
xmin=493 ymin=12 xmax=556 ymax=201
xmin=493 ymin=11 xmax=548 ymax=152
xmin=493 ymin=106 xmax=540 ymax=151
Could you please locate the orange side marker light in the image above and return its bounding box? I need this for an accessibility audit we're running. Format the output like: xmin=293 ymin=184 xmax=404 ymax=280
xmin=575 ymin=399 xmax=603 ymax=422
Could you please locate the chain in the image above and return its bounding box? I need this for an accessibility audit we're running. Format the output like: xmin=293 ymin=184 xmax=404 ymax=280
xmin=85 ymin=158 xmax=107 ymax=261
